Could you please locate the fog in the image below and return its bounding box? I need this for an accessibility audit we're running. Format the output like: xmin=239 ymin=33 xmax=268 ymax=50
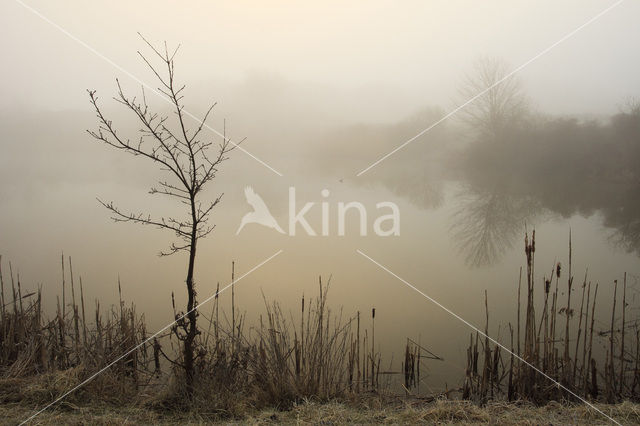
xmin=1 ymin=0 xmax=640 ymax=391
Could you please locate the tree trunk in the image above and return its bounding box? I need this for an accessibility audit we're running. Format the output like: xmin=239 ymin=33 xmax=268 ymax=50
xmin=184 ymin=201 xmax=199 ymax=396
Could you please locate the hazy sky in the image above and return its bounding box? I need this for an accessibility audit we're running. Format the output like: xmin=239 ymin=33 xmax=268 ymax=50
xmin=1 ymin=1 xmax=639 ymax=115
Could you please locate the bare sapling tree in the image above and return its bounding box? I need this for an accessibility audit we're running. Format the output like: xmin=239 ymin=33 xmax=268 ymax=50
xmin=87 ymin=37 xmax=238 ymax=395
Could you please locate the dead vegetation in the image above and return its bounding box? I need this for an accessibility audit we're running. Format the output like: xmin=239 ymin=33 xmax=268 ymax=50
xmin=0 ymin=255 xmax=387 ymax=418
xmin=0 ymin=255 xmax=156 ymax=407
xmin=1 ymin=231 xmax=639 ymax=423
xmin=159 ymin=276 xmax=385 ymax=416
xmin=458 ymin=231 xmax=640 ymax=405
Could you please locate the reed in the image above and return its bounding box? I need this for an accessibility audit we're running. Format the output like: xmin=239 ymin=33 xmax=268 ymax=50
xmin=1 ymin=235 xmax=638 ymax=415
xmin=462 ymin=231 xmax=640 ymax=404
xmin=0 ymin=258 xmax=154 ymax=405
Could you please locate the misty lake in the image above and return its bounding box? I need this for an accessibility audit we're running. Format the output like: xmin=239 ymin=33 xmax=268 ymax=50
xmin=1 ymin=53 xmax=639 ymax=396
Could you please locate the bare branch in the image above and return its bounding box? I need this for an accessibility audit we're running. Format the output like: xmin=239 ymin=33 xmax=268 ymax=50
xmin=87 ymin=89 xmax=190 ymax=190
xmin=97 ymin=198 xmax=190 ymax=238
xmin=160 ymin=242 xmax=191 ymax=257
xmin=195 ymin=194 xmax=223 ymax=223
xmin=189 ymin=103 xmax=217 ymax=144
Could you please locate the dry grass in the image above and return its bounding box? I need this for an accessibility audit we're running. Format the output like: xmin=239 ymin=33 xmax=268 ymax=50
xmin=460 ymin=231 xmax=640 ymax=404
xmin=2 ymin=232 xmax=639 ymax=421
xmin=1 ymin=399 xmax=639 ymax=425
xmin=0 ymin=254 xmax=375 ymax=417
xmin=0 ymin=255 xmax=157 ymax=409
xmin=156 ymin=277 xmax=375 ymax=416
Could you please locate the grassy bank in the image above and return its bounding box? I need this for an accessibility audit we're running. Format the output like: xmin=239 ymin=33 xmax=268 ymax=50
xmin=2 ymin=399 xmax=639 ymax=425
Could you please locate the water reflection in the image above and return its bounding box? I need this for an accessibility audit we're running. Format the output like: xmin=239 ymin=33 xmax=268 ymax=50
xmin=449 ymin=185 xmax=541 ymax=267
xmin=448 ymin=106 xmax=640 ymax=266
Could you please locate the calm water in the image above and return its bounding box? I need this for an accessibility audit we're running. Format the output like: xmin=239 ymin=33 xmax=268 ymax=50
xmin=1 ymin=105 xmax=639 ymax=393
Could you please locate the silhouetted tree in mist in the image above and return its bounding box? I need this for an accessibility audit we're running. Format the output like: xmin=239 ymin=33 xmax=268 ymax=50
xmin=451 ymin=58 xmax=538 ymax=266
xmin=458 ymin=57 xmax=528 ymax=139
xmin=87 ymin=37 xmax=238 ymax=395
xmin=455 ymin=88 xmax=640 ymax=262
